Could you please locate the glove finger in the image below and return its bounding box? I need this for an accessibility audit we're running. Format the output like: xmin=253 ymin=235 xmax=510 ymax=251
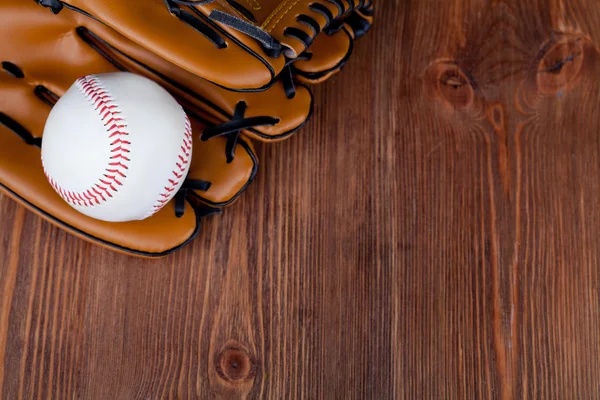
xmin=324 ymin=0 xmax=374 ymax=39
xmin=74 ymin=21 xmax=312 ymax=142
xmin=216 ymin=0 xmax=361 ymax=59
xmin=42 ymin=0 xmax=284 ymax=90
xmin=165 ymin=0 xmax=361 ymax=62
xmin=283 ymin=0 xmax=374 ymax=85
xmin=185 ymin=119 xmax=258 ymax=208
xmin=292 ymin=27 xmax=354 ymax=84
xmin=291 ymin=1 xmax=373 ymax=84
xmin=39 ymin=0 xmax=368 ymax=90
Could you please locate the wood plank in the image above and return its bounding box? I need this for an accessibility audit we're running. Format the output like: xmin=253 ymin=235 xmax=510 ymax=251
xmin=1 ymin=0 xmax=600 ymax=398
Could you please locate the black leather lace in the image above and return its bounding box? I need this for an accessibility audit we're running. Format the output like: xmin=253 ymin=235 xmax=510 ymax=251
xmin=37 ymin=0 xmax=63 ymax=14
xmin=1 ymin=62 xmax=24 ymax=78
xmin=201 ymin=101 xmax=278 ymax=163
xmin=285 ymin=0 xmax=370 ymax=48
xmin=341 ymin=10 xmax=372 ymax=38
xmin=0 ymin=112 xmax=42 ymax=148
xmin=164 ymin=0 xmax=227 ymax=49
xmin=280 ymin=52 xmax=313 ymax=99
xmin=173 ymin=180 xmax=221 ymax=218
xmin=166 ymin=0 xmax=283 ymax=57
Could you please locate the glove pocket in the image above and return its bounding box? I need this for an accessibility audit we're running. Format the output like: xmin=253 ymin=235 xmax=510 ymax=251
xmin=0 ymin=112 xmax=201 ymax=257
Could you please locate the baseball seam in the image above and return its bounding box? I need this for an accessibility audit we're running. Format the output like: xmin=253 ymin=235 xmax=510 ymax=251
xmin=143 ymin=114 xmax=192 ymax=218
xmin=43 ymin=75 xmax=130 ymax=209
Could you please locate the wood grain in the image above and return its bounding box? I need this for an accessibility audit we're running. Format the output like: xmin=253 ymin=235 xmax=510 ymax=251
xmin=2 ymin=0 xmax=600 ymax=398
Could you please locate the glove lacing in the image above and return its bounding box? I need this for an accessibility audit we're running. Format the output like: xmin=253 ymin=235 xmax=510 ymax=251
xmin=166 ymin=0 xmax=283 ymax=57
xmin=37 ymin=0 xmax=372 ymax=64
xmin=279 ymin=52 xmax=313 ymax=99
xmin=201 ymin=101 xmax=277 ymax=163
xmin=166 ymin=0 xmax=371 ymax=58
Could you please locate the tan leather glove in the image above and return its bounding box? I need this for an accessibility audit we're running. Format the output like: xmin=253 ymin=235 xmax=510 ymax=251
xmin=34 ymin=0 xmax=374 ymax=90
xmin=293 ymin=0 xmax=374 ymax=84
xmin=0 ymin=1 xmax=312 ymax=257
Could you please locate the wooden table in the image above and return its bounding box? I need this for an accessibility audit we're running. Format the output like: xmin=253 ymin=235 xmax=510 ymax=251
xmin=2 ymin=1 xmax=600 ymax=398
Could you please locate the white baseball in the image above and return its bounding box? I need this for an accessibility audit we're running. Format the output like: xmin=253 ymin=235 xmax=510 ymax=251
xmin=41 ymin=72 xmax=192 ymax=222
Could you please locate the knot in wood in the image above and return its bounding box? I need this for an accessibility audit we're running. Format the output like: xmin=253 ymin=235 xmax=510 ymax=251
xmin=216 ymin=345 xmax=256 ymax=383
xmin=537 ymin=34 xmax=587 ymax=94
xmin=425 ymin=60 xmax=474 ymax=109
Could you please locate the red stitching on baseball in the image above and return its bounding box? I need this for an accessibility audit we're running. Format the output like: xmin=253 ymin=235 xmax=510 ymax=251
xmin=42 ymin=75 xmax=130 ymax=209
xmin=107 ymin=162 xmax=128 ymax=169
xmin=110 ymin=138 xmax=130 ymax=146
xmin=94 ymin=183 xmax=113 ymax=198
xmin=150 ymin=115 xmax=193 ymax=213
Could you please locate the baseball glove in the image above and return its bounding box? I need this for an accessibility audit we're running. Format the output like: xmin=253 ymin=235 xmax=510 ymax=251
xmin=35 ymin=0 xmax=374 ymax=90
xmin=0 ymin=1 xmax=313 ymax=256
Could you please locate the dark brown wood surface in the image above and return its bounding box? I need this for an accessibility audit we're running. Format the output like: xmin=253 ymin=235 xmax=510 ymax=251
xmin=3 ymin=1 xmax=600 ymax=398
